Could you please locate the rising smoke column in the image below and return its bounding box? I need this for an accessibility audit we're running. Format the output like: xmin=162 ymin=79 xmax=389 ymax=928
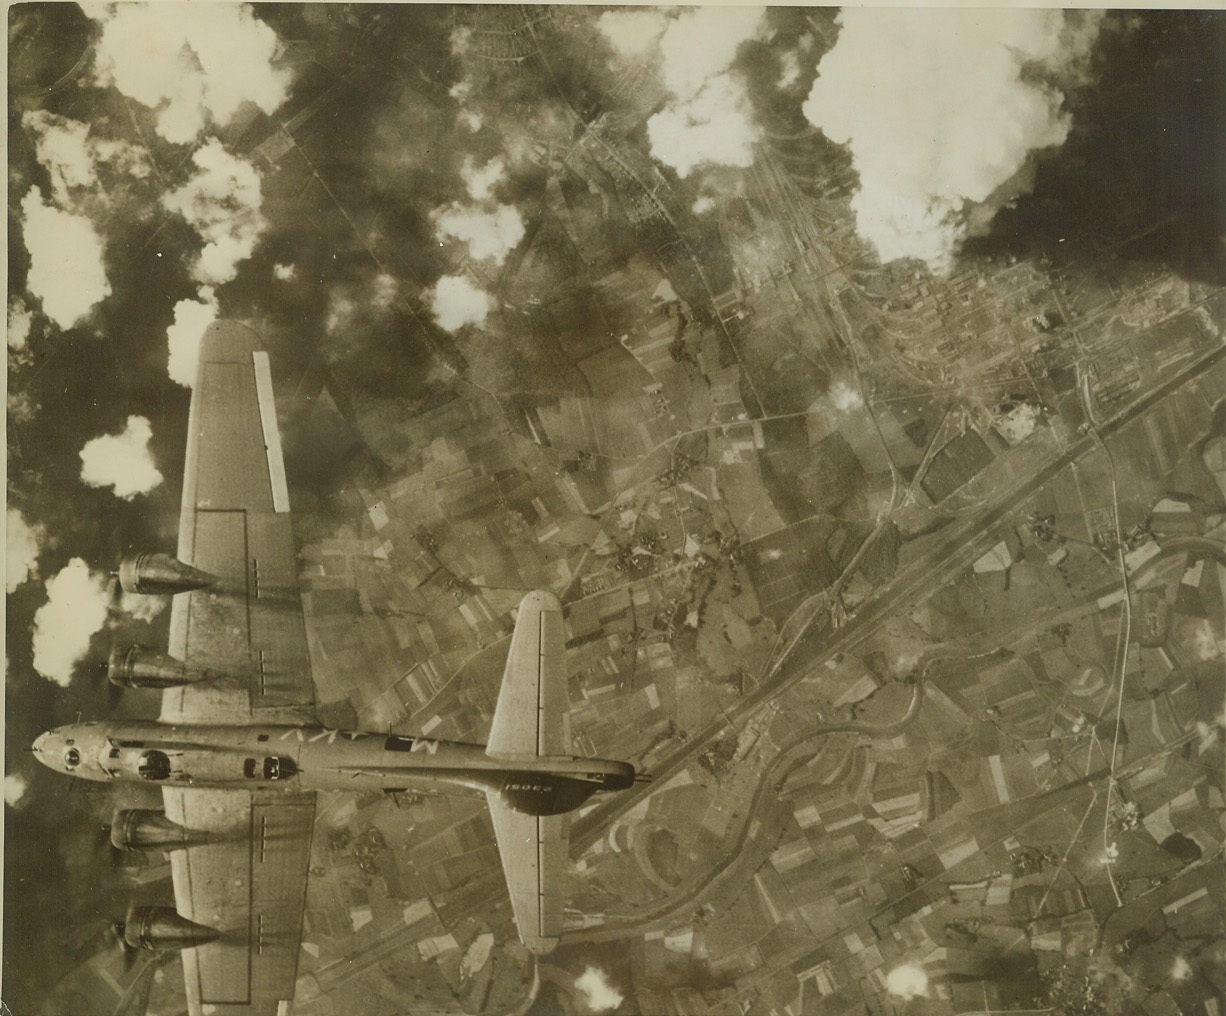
xmin=79 ymin=415 xmax=164 ymax=499
xmin=19 ymin=187 xmax=111 ymax=329
xmin=31 ymin=559 xmax=111 ymax=686
xmin=803 ymin=9 xmax=1101 ymax=273
xmin=7 ymin=508 xmax=42 ymax=593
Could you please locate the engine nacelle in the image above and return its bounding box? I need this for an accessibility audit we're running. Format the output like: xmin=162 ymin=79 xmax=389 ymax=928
xmin=118 ymin=553 xmax=215 ymax=595
xmin=121 ymin=906 xmax=219 ymax=951
xmin=110 ymin=809 xmax=211 ymax=852
xmin=108 ymin=644 xmax=211 ymax=689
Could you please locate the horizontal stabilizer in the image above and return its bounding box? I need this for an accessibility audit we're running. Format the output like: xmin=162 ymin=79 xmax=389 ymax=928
xmin=487 ymin=591 xmax=570 ymax=758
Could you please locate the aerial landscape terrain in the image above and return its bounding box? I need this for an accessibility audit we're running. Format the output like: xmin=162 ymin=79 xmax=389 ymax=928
xmin=5 ymin=5 xmax=1224 ymax=1016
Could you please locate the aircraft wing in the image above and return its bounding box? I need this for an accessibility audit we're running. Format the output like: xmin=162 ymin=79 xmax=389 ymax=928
xmin=484 ymin=799 xmax=569 ymax=955
xmin=486 ymin=590 xmax=570 ymax=757
xmin=159 ymin=322 xmax=318 ymax=1013
xmin=164 ymin=787 xmax=314 ymax=1016
xmin=161 ymin=320 xmax=315 ymax=726
xmin=485 ymin=591 xmax=573 ymax=953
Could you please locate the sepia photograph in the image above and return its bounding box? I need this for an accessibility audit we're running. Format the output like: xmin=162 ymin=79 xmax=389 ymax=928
xmin=5 ymin=4 xmax=1225 ymax=1015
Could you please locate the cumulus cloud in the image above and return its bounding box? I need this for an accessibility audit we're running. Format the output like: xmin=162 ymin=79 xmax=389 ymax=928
xmin=32 ymin=558 xmax=111 ymax=687
xmin=163 ymin=140 xmax=266 ymax=286
xmin=5 ymin=774 xmax=29 ymax=810
xmin=20 ymin=187 xmax=111 ymax=329
xmin=166 ymin=290 xmax=218 ymax=387
xmin=647 ymin=75 xmax=759 ymax=179
xmin=885 ymin=963 xmax=928 ymax=1000
xmin=596 ymin=9 xmax=667 ymax=60
xmin=643 ymin=8 xmax=766 ymax=178
xmin=433 ymin=203 xmax=525 ymax=265
xmin=803 ymin=9 xmax=1101 ymax=273
xmin=22 ymin=110 xmax=148 ymax=207
xmin=462 ymin=157 xmax=507 ymax=202
xmin=575 ymin=967 xmax=623 ymax=1013
xmin=79 ymin=416 xmax=164 ymax=499
xmin=431 ymin=275 xmax=494 ymax=332
xmin=658 ymin=8 xmax=766 ymax=101
xmin=7 ymin=508 xmax=42 ymax=593
xmin=9 ymin=298 xmax=33 ymax=350
xmin=273 ymin=263 xmax=296 ymax=281
xmin=90 ymin=3 xmax=292 ymax=145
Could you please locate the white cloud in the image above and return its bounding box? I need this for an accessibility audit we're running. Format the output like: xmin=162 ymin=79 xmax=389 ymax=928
xmin=24 ymin=111 xmax=95 ymax=202
xmin=5 ymin=774 xmax=29 ymax=809
xmin=326 ymin=292 xmax=356 ymax=335
xmin=462 ymin=157 xmax=506 ymax=202
xmin=20 ymin=187 xmax=111 ymax=329
xmin=273 ymin=263 xmax=296 ymax=281
xmin=647 ymin=75 xmax=759 ymax=179
xmin=7 ymin=508 xmax=42 ymax=593
xmin=803 ymin=9 xmax=1101 ymax=273
xmin=693 ymin=196 xmax=716 ymax=215
xmin=450 ymin=27 xmax=472 ymax=56
xmin=829 ymin=380 xmax=864 ymax=411
xmin=885 ymin=963 xmax=928 ymax=1000
xmin=166 ymin=290 xmax=218 ymax=386
xmin=162 ymin=140 xmax=265 ymax=286
xmin=79 ymin=415 xmax=164 ymax=499
xmin=22 ymin=110 xmax=148 ymax=207
xmin=430 ymin=275 xmax=494 ymax=332
xmin=433 ymin=203 xmax=525 ymax=265
xmin=372 ymin=273 xmax=398 ymax=309
xmin=575 ymin=967 xmax=623 ymax=1013
xmin=119 ymin=591 xmax=168 ymax=623
xmin=459 ymin=110 xmax=483 ymax=133
xmin=32 ymin=558 xmax=111 ymax=687
xmin=90 ymin=3 xmax=292 ymax=145
xmin=597 ymin=9 xmax=668 ymax=60
xmin=642 ymin=8 xmax=766 ymax=178
xmin=778 ymin=50 xmax=801 ymax=90
xmin=8 ymin=298 xmax=33 ymax=350
xmin=657 ymin=8 xmax=766 ymax=101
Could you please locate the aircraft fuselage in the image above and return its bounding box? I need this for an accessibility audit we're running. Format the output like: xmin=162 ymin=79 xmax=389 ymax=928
xmin=33 ymin=721 xmax=634 ymax=816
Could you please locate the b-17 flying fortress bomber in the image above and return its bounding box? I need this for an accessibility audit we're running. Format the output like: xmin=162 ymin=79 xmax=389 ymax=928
xmin=33 ymin=323 xmax=639 ymax=1013
xmin=8 ymin=6 xmax=1226 ymax=1016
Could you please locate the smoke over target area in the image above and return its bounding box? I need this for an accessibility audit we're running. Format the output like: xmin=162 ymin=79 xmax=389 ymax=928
xmin=78 ymin=415 xmax=164 ymax=500
xmin=803 ymin=8 xmax=1102 ymax=273
xmin=31 ymin=559 xmax=111 ymax=687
